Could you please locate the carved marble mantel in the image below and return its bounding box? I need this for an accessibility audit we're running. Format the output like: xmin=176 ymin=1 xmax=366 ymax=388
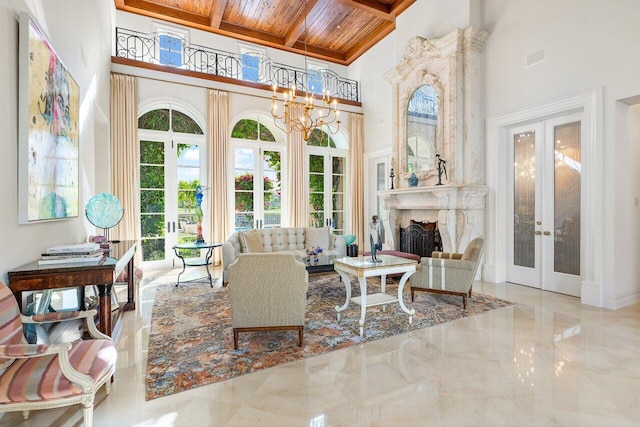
xmin=379 ymin=185 xmax=488 ymax=254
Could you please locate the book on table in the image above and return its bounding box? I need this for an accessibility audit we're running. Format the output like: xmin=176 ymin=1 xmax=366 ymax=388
xmin=45 ymin=242 xmax=101 ymax=254
xmin=38 ymin=256 xmax=104 ymax=265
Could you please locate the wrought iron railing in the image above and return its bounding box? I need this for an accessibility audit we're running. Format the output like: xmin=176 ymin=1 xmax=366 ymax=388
xmin=115 ymin=27 xmax=360 ymax=103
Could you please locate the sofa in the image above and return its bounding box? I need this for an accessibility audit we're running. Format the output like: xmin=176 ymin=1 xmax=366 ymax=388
xmin=222 ymin=227 xmax=347 ymax=283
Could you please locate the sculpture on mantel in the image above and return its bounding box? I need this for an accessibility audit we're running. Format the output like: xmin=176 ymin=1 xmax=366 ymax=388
xmin=436 ymin=154 xmax=447 ymax=186
xmin=389 ymin=168 xmax=395 ymax=190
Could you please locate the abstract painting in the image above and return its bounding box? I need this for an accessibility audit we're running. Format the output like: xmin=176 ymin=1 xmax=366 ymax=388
xmin=18 ymin=13 xmax=79 ymax=223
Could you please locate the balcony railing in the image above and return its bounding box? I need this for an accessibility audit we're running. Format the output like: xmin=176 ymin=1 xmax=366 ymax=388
xmin=114 ymin=27 xmax=360 ymax=103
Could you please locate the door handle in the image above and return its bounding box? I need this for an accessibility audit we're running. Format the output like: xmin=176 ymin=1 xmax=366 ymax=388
xmin=543 ymin=231 xmax=551 ymax=236
xmin=534 ymin=230 xmax=542 ymax=235
xmin=172 ymin=221 xmax=176 ymax=233
xmin=167 ymin=222 xmax=171 ymax=232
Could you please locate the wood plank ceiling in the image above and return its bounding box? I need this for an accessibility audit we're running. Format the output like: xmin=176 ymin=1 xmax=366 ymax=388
xmin=114 ymin=0 xmax=416 ymax=65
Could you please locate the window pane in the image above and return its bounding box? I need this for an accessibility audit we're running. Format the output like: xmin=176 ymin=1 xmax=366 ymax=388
xmin=259 ymin=123 xmax=276 ymax=141
xmin=308 ymin=69 xmax=323 ymax=94
xmin=141 ymin=190 xmax=164 ymax=213
xmin=332 ymin=156 xmax=344 ymax=174
xmin=172 ymin=110 xmax=203 ymax=134
xmin=139 ymin=110 xmax=170 ymax=131
xmin=554 ymin=121 xmax=581 ymax=276
xmin=377 ymin=162 xmax=385 ymax=191
xmin=232 ymin=119 xmax=259 ymax=140
xmin=309 ymin=155 xmax=324 ymax=173
xmin=159 ymin=34 xmax=182 ymax=67
xmin=141 ymin=214 xmax=164 ymax=238
xmin=142 ymin=238 xmax=165 ymax=262
xmin=140 ymin=165 xmax=164 ymax=188
xmin=140 ymin=140 xmax=165 ymax=164
xmin=513 ymin=131 xmax=535 ymax=268
xmin=332 ymin=174 xmax=343 ymax=193
xmin=307 ymin=129 xmax=327 ymax=147
xmin=242 ymin=54 xmax=260 ymax=83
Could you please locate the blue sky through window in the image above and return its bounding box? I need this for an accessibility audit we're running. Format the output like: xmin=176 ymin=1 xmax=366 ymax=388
xmin=242 ymin=54 xmax=259 ymax=82
xmin=159 ymin=34 xmax=182 ymax=66
xmin=308 ymin=69 xmax=323 ymax=94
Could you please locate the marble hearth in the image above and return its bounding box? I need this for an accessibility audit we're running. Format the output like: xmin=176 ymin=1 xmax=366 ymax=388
xmin=379 ymin=185 xmax=488 ymax=254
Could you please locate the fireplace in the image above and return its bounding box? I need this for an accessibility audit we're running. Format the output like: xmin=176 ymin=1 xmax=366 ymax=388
xmin=379 ymin=185 xmax=488 ymax=254
xmin=399 ymin=221 xmax=442 ymax=257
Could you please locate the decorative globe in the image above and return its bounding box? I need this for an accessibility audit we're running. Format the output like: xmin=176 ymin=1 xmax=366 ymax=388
xmin=342 ymin=234 xmax=356 ymax=245
xmin=85 ymin=193 xmax=124 ymax=229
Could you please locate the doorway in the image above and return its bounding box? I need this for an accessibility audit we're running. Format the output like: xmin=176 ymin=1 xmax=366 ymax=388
xmin=506 ymin=113 xmax=583 ymax=296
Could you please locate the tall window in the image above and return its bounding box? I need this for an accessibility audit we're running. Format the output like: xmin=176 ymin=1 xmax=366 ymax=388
xmin=307 ymin=128 xmax=348 ymax=234
xmin=231 ymin=116 xmax=284 ymax=231
xmin=138 ymin=106 xmax=205 ymax=267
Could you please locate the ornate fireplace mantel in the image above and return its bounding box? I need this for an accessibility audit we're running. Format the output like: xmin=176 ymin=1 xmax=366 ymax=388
xmin=379 ymin=184 xmax=488 ymax=254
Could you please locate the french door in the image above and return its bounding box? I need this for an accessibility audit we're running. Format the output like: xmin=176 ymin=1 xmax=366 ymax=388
xmin=507 ymin=113 xmax=583 ymax=296
xmin=139 ymin=131 xmax=204 ymax=269
xmin=308 ymin=149 xmax=347 ymax=233
xmin=233 ymin=145 xmax=283 ymax=231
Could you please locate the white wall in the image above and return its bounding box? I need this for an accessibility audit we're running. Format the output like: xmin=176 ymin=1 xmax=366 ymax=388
xmin=0 ymin=0 xmax=113 ymax=282
xmin=482 ymin=0 xmax=640 ymax=307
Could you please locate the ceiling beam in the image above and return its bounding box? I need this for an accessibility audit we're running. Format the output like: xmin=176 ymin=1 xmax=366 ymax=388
xmin=122 ymin=0 xmax=209 ymax=26
xmin=389 ymin=0 xmax=416 ymax=16
xmin=209 ymin=0 xmax=227 ymax=29
xmin=337 ymin=0 xmax=393 ymax=21
xmin=284 ymin=0 xmax=319 ymax=47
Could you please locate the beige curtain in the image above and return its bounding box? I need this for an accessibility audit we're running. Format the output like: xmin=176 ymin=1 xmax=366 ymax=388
xmin=206 ymin=89 xmax=230 ymax=264
xmin=110 ymin=73 xmax=141 ymax=264
xmin=349 ymin=112 xmax=365 ymax=249
xmin=286 ymin=103 xmax=307 ymax=227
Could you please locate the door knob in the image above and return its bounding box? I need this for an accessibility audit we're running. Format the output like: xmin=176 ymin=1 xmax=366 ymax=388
xmin=543 ymin=231 xmax=551 ymax=236
xmin=534 ymin=230 xmax=541 ymax=235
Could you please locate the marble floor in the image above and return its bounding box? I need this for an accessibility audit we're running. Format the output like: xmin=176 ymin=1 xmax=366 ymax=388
xmin=2 ymin=267 xmax=640 ymax=427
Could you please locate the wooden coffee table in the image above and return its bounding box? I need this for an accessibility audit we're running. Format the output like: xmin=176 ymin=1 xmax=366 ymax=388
xmin=333 ymin=254 xmax=417 ymax=336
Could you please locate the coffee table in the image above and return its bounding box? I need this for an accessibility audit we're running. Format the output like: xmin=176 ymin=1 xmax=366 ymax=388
xmin=333 ymin=254 xmax=417 ymax=336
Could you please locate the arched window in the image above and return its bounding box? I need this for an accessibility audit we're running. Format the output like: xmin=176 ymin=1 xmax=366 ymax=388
xmin=307 ymin=127 xmax=348 ymax=234
xmin=231 ymin=114 xmax=284 ymax=231
xmin=138 ymin=104 xmax=205 ymax=268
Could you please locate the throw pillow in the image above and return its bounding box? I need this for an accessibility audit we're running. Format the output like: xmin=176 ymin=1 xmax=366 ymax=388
xmin=240 ymin=230 xmax=264 ymax=253
xmin=305 ymin=227 xmax=330 ymax=249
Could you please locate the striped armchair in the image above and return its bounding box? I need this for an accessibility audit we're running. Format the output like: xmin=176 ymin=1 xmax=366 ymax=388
xmin=409 ymin=237 xmax=485 ymax=309
xmin=0 ymin=280 xmax=116 ymax=427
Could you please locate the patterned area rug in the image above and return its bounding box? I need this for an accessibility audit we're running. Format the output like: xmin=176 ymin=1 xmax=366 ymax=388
xmin=145 ymin=273 xmax=513 ymax=400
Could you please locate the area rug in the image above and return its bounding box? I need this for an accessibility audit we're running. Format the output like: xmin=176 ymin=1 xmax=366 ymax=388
xmin=145 ymin=273 xmax=513 ymax=400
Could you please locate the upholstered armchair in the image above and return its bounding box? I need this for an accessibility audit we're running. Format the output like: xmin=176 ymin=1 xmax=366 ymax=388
xmin=409 ymin=237 xmax=485 ymax=309
xmin=228 ymin=253 xmax=309 ymax=349
xmin=0 ymin=280 xmax=117 ymax=427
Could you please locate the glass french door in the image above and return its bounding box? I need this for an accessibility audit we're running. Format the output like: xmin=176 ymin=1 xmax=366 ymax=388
xmin=507 ymin=113 xmax=582 ymax=296
xmin=233 ymin=145 xmax=283 ymax=231
xmin=308 ymin=150 xmax=347 ymax=233
xmin=139 ymin=132 xmax=204 ymax=269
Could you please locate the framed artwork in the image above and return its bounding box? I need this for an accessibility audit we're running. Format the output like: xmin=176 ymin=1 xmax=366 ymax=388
xmin=18 ymin=12 xmax=79 ymax=223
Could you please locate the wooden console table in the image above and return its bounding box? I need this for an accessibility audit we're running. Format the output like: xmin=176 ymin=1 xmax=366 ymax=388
xmin=7 ymin=240 xmax=137 ymax=338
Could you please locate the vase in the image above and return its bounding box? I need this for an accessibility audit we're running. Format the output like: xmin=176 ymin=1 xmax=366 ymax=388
xmin=196 ymin=221 xmax=204 ymax=242
xmin=408 ymin=172 xmax=419 ymax=187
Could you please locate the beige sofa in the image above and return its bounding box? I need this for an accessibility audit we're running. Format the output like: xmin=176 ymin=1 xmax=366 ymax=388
xmin=222 ymin=227 xmax=346 ymax=283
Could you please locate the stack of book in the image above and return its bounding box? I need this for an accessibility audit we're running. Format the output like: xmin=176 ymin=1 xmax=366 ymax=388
xmin=38 ymin=242 xmax=105 ymax=265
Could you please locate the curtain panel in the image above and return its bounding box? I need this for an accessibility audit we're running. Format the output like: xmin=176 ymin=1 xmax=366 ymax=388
xmin=286 ymin=103 xmax=307 ymax=227
xmin=206 ymin=89 xmax=230 ymax=265
xmin=110 ymin=73 xmax=141 ymax=264
xmin=349 ymin=112 xmax=365 ymax=250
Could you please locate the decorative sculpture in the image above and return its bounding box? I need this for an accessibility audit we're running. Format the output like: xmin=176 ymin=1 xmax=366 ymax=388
xmin=436 ymin=154 xmax=447 ymax=186
xmin=389 ymin=168 xmax=395 ymax=190
xmin=369 ymin=215 xmax=383 ymax=263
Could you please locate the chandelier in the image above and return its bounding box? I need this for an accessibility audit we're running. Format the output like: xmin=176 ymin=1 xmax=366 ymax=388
xmin=271 ymin=0 xmax=341 ymax=141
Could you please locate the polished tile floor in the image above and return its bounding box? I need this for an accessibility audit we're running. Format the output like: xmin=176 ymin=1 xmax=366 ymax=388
xmin=2 ymin=267 xmax=640 ymax=426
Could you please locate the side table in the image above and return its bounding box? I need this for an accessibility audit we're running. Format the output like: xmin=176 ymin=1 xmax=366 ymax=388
xmin=172 ymin=241 xmax=222 ymax=287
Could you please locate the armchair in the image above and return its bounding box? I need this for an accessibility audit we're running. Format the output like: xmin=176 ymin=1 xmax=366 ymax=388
xmin=409 ymin=237 xmax=485 ymax=309
xmin=228 ymin=253 xmax=309 ymax=349
xmin=0 ymin=280 xmax=116 ymax=427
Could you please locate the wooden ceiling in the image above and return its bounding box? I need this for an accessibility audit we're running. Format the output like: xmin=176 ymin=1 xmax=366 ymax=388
xmin=114 ymin=0 xmax=416 ymax=65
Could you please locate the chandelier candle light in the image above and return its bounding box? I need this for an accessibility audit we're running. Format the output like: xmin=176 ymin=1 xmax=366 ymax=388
xmin=270 ymin=0 xmax=341 ymax=141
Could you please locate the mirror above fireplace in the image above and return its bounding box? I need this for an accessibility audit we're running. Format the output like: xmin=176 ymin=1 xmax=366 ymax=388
xmin=406 ymin=83 xmax=441 ymax=175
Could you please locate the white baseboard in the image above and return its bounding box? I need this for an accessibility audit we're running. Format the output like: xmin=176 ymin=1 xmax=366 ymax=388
xmin=602 ymin=287 xmax=640 ymax=310
xmin=482 ymin=264 xmax=497 ymax=283
xmin=580 ymin=280 xmax=602 ymax=307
